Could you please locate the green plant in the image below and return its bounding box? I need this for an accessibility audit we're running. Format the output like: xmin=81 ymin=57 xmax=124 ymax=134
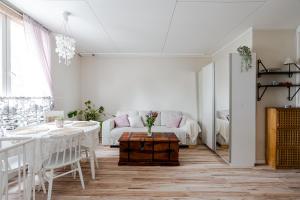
xmin=145 ymin=111 xmax=158 ymax=136
xmin=237 ymin=45 xmax=252 ymax=71
xmin=67 ymin=100 xmax=105 ymax=122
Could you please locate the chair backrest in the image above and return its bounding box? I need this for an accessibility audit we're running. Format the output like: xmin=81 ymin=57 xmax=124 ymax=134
xmin=44 ymin=111 xmax=64 ymax=122
xmin=41 ymin=131 xmax=83 ymax=169
xmin=0 ymin=138 xmax=35 ymax=200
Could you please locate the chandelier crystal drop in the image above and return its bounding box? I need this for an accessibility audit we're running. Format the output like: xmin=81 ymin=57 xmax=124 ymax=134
xmin=55 ymin=34 xmax=76 ymax=65
xmin=55 ymin=11 xmax=76 ymax=66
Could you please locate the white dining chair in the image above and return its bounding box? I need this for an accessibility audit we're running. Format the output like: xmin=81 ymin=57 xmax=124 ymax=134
xmin=40 ymin=131 xmax=85 ymax=200
xmin=44 ymin=111 xmax=64 ymax=122
xmin=0 ymin=138 xmax=35 ymax=200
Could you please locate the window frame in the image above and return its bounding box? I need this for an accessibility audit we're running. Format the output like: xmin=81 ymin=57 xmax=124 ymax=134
xmin=0 ymin=13 xmax=48 ymax=97
xmin=1 ymin=14 xmax=12 ymax=96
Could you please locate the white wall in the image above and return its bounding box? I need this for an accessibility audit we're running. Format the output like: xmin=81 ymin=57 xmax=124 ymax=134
xmin=212 ymin=28 xmax=253 ymax=111
xmin=50 ymin=34 xmax=81 ymax=116
xmin=80 ymin=56 xmax=211 ymax=119
xmin=253 ymin=29 xmax=297 ymax=163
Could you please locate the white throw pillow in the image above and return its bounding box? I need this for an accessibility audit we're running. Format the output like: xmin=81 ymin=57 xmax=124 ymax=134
xmin=128 ymin=115 xmax=144 ymax=128
xmin=161 ymin=111 xmax=182 ymax=126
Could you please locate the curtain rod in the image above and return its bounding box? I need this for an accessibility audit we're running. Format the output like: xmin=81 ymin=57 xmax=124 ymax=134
xmin=0 ymin=1 xmax=50 ymax=32
xmin=0 ymin=1 xmax=22 ymax=18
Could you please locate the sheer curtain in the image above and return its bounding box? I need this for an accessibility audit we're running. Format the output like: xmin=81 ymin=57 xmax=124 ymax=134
xmin=23 ymin=14 xmax=52 ymax=97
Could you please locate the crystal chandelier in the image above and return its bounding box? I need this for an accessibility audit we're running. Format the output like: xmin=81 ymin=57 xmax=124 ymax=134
xmin=55 ymin=12 xmax=76 ymax=66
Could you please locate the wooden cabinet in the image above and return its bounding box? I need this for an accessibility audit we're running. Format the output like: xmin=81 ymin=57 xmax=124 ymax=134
xmin=266 ymin=108 xmax=300 ymax=169
xmin=118 ymin=132 xmax=179 ymax=166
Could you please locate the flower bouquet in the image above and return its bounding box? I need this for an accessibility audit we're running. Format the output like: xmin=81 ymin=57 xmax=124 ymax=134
xmin=145 ymin=111 xmax=158 ymax=137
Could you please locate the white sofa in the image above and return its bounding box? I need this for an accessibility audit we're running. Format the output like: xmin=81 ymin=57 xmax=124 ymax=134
xmin=102 ymin=111 xmax=200 ymax=146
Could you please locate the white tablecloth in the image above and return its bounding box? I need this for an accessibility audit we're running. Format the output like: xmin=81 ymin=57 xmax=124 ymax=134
xmin=4 ymin=121 xmax=100 ymax=175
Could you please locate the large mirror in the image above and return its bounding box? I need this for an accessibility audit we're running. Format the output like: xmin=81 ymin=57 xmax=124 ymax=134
xmin=214 ymin=61 xmax=230 ymax=162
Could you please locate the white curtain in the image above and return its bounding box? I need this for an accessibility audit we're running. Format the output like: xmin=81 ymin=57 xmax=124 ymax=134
xmin=23 ymin=14 xmax=52 ymax=97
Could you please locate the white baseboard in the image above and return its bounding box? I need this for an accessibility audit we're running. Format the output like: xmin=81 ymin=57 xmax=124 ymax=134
xmin=255 ymin=159 xmax=266 ymax=165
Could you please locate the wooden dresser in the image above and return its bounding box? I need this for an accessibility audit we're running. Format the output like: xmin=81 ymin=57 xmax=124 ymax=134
xmin=118 ymin=132 xmax=179 ymax=166
xmin=266 ymin=107 xmax=300 ymax=169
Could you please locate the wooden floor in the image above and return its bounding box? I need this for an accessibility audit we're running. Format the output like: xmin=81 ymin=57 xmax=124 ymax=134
xmin=34 ymin=145 xmax=300 ymax=200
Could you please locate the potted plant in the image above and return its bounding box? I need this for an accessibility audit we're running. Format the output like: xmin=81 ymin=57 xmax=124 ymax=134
xmin=67 ymin=100 xmax=105 ymax=122
xmin=237 ymin=45 xmax=252 ymax=71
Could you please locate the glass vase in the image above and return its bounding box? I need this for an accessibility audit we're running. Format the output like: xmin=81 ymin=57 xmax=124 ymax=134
xmin=147 ymin=126 xmax=152 ymax=137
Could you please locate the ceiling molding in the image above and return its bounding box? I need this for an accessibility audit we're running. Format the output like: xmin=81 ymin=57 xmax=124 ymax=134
xmin=78 ymin=52 xmax=211 ymax=58
xmin=177 ymin=0 xmax=266 ymax=3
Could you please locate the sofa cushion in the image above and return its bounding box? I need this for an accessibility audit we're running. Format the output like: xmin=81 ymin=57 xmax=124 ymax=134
xmin=139 ymin=111 xmax=161 ymax=126
xmin=114 ymin=114 xmax=130 ymax=127
xmin=116 ymin=111 xmax=138 ymax=117
xmin=160 ymin=111 xmax=182 ymax=126
xmin=128 ymin=115 xmax=144 ymax=128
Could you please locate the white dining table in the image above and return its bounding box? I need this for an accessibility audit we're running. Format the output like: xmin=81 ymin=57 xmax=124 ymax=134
xmin=4 ymin=120 xmax=100 ymax=180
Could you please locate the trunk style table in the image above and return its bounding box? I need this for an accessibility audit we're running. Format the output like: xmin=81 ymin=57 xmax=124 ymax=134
xmin=118 ymin=132 xmax=179 ymax=166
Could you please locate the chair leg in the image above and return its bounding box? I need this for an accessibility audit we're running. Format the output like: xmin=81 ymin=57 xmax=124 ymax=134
xmin=93 ymin=151 xmax=99 ymax=169
xmin=32 ymin=175 xmax=36 ymax=200
xmin=47 ymin=170 xmax=54 ymax=200
xmin=85 ymin=150 xmax=89 ymax=158
xmin=77 ymin=161 xmax=85 ymax=189
xmin=71 ymin=164 xmax=76 ymax=179
xmin=89 ymin=155 xmax=96 ymax=179
xmin=0 ymin=173 xmax=3 ymax=200
xmin=38 ymin=171 xmax=46 ymax=194
xmin=5 ymin=173 xmax=8 ymax=200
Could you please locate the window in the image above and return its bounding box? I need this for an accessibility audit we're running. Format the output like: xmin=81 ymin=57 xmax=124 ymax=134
xmin=0 ymin=14 xmax=51 ymax=97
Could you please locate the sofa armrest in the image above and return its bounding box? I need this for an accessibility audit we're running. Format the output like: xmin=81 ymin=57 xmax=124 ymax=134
xmin=180 ymin=118 xmax=201 ymax=145
xmin=102 ymin=118 xmax=115 ymax=145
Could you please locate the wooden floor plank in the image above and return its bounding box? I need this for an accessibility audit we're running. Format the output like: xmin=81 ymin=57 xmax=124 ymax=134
xmin=32 ymin=145 xmax=300 ymax=200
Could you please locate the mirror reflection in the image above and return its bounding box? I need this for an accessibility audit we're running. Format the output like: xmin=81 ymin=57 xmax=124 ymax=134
xmin=214 ymin=63 xmax=230 ymax=162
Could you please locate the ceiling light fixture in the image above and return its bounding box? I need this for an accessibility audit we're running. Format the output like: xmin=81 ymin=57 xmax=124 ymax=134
xmin=55 ymin=11 xmax=76 ymax=66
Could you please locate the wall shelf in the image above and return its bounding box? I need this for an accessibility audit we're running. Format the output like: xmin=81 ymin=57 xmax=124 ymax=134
xmin=257 ymin=59 xmax=300 ymax=101
xmin=257 ymin=83 xmax=300 ymax=101
xmin=257 ymin=59 xmax=300 ymax=78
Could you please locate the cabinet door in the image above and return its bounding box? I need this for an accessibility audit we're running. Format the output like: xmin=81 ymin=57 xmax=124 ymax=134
xmin=201 ymin=63 xmax=215 ymax=150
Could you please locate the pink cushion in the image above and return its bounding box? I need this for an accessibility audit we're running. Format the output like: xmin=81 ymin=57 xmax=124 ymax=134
xmin=166 ymin=116 xmax=182 ymax=128
xmin=114 ymin=114 xmax=130 ymax=127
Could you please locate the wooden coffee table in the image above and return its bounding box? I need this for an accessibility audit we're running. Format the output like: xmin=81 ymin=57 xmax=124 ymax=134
xmin=118 ymin=132 xmax=180 ymax=166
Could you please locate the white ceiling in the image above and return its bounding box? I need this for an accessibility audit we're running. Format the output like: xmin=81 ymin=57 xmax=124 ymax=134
xmin=6 ymin=0 xmax=300 ymax=56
